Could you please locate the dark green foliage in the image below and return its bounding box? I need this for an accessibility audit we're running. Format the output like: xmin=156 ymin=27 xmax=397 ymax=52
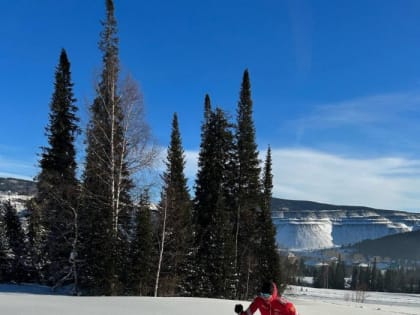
xmin=80 ymin=0 xmax=133 ymax=295
xmin=0 ymin=204 xmax=12 ymax=282
xmin=278 ymin=254 xmax=299 ymax=289
xmin=370 ymin=258 xmax=379 ymax=291
xmin=234 ymin=69 xmax=262 ymax=298
xmin=351 ymin=264 xmax=372 ymax=291
xmin=255 ymin=146 xmax=281 ymax=287
xmin=127 ymin=190 xmax=155 ymax=295
xmin=382 ymin=267 xmax=420 ymax=293
xmin=2 ymin=201 xmax=28 ymax=282
xmin=311 ymin=257 xmax=346 ymax=290
xmin=347 ymin=261 xmax=420 ymax=293
xmin=190 ymin=72 xmax=280 ymax=299
xmin=0 ymin=178 xmax=36 ymax=195
xmin=384 ymin=269 xmax=398 ymax=291
xmin=314 ymin=264 xmax=331 ymax=289
xmin=332 ymin=256 xmax=346 ymax=289
xmin=156 ymin=113 xmax=193 ymax=296
xmin=33 ymin=49 xmax=80 ymax=287
xmin=351 ymin=230 xmax=420 ymax=260
xmin=235 ymin=70 xmax=261 ymax=205
xmin=26 ymin=199 xmax=47 ymax=283
xmin=193 ymin=105 xmax=236 ymax=298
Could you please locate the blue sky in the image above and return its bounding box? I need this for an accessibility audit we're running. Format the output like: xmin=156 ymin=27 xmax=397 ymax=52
xmin=2 ymin=0 xmax=420 ymax=212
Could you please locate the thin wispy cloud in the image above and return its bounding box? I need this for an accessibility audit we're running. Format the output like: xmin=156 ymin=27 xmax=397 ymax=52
xmin=4 ymin=143 xmax=417 ymax=211
xmin=180 ymin=147 xmax=420 ymax=212
xmin=4 ymin=88 xmax=420 ymax=212
xmin=0 ymin=145 xmax=38 ymax=181
xmin=305 ymin=92 xmax=420 ymax=127
xmin=0 ymin=155 xmax=35 ymax=175
xmin=184 ymin=150 xmax=199 ymax=184
xmin=270 ymin=148 xmax=420 ymax=212
xmin=291 ymin=91 xmax=420 ymax=156
xmin=0 ymin=156 xmax=35 ymax=181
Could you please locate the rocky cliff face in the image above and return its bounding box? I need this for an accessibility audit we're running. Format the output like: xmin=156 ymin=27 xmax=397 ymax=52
xmin=272 ymin=207 xmax=420 ymax=250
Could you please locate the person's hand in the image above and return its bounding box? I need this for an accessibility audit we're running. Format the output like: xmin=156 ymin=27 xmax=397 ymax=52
xmin=235 ymin=304 xmax=243 ymax=313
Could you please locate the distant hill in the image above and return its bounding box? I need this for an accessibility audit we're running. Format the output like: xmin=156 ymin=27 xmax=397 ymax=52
xmin=0 ymin=179 xmax=405 ymax=213
xmin=0 ymin=177 xmax=36 ymax=195
xmin=271 ymin=197 xmax=395 ymax=213
xmin=348 ymin=229 xmax=420 ymax=260
xmin=1 ymin=177 xmax=419 ymax=258
xmin=271 ymin=197 xmax=420 ymax=250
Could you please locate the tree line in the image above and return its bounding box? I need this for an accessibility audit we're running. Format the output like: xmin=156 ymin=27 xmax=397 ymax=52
xmin=0 ymin=0 xmax=281 ymax=297
xmin=350 ymin=258 xmax=420 ymax=293
xmin=293 ymin=256 xmax=420 ymax=294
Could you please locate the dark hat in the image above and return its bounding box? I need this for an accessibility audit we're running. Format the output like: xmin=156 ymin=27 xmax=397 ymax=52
xmin=261 ymin=281 xmax=274 ymax=295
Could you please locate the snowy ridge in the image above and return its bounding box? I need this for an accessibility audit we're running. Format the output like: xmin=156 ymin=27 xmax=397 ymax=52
xmin=273 ymin=208 xmax=420 ymax=250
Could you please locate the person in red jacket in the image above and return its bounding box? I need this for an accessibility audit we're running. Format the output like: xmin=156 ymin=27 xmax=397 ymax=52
xmin=235 ymin=281 xmax=298 ymax=315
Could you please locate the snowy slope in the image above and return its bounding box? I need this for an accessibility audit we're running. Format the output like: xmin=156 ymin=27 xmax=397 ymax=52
xmin=273 ymin=209 xmax=420 ymax=250
xmin=0 ymin=192 xmax=31 ymax=212
xmin=0 ymin=284 xmax=419 ymax=315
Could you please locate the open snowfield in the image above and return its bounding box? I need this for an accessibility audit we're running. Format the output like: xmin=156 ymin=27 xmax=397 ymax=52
xmin=0 ymin=284 xmax=419 ymax=315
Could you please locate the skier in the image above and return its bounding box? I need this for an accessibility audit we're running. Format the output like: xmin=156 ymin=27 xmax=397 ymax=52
xmin=234 ymin=281 xmax=298 ymax=315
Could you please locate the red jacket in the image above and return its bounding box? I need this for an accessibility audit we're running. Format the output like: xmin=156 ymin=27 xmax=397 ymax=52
xmin=241 ymin=283 xmax=297 ymax=315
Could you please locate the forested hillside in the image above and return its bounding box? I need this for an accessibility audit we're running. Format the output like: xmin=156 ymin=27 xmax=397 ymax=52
xmin=350 ymin=229 xmax=420 ymax=260
xmin=0 ymin=178 xmax=36 ymax=195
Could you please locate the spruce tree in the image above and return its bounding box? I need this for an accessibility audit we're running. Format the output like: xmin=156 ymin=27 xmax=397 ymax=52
xmin=234 ymin=69 xmax=261 ymax=298
xmin=334 ymin=255 xmax=346 ymax=289
xmin=255 ymin=146 xmax=280 ymax=286
xmin=33 ymin=48 xmax=80 ymax=287
xmin=26 ymin=199 xmax=47 ymax=283
xmin=156 ymin=113 xmax=192 ymax=296
xmin=371 ymin=257 xmax=378 ymax=291
xmin=128 ymin=189 xmax=155 ymax=295
xmin=80 ymin=0 xmax=134 ymax=295
xmin=0 ymin=203 xmax=12 ymax=282
xmin=193 ymin=106 xmax=236 ymax=298
xmin=2 ymin=201 xmax=27 ymax=283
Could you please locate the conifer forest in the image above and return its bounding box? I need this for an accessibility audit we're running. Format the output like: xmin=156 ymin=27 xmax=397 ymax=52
xmin=0 ymin=0 xmax=281 ymax=297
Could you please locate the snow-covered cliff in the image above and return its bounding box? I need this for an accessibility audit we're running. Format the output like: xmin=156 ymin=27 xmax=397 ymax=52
xmin=272 ymin=208 xmax=420 ymax=250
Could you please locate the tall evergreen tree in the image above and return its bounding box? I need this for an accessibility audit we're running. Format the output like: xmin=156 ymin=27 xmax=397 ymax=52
xmin=2 ymin=201 xmax=27 ymax=283
xmin=234 ymin=69 xmax=261 ymax=298
xmin=193 ymin=106 xmax=236 ymax=298
xmin=333 ymin=255 xmax=346 ymax=289
xmin=26 ymin=199 xmax=47 ymax=283
xmin=370 ymin=257 xmax=378 ymax=291
xmin=80 ymin=0 xmax=134 ymax=295
xmin=33 ymin=48 xmax=80 ymax=287
xmin=127 ymin=189 xmax=155 ymax=295
xmin=191 ymin=95 xmax=212 ymax=228
xmin=203 ymin=94 xmax=212 ymax=124
xmin=255 ymin=146 xmax=280 ymax=286
xmin=155 ymin=113 xmax=192 ymax=296
xmin=0 ymin=203 xmax=13 ymax=282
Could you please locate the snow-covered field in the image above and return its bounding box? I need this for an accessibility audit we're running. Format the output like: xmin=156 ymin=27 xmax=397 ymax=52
xmin=288 ymin=286 xmax=420 ymax=315
xmin=0 ymin=284 xmax=419 ymax=315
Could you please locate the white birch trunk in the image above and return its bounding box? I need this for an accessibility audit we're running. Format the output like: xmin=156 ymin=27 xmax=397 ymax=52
xmin=154 ymin=197 xmax=168 ymax=297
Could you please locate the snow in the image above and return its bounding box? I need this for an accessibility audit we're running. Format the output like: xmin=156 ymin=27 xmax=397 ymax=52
xmin=0 ymin=284 xmax=419 ymax=315
xmin=288 ymin=286 xmax=420 ymax=315
xmin=0 ymin=192 xmax=31 ymax=212
xmin=273 ymin=209 xmax=420 ymax=250
xmin=275 ymin=219 xmax=334 ymax=250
